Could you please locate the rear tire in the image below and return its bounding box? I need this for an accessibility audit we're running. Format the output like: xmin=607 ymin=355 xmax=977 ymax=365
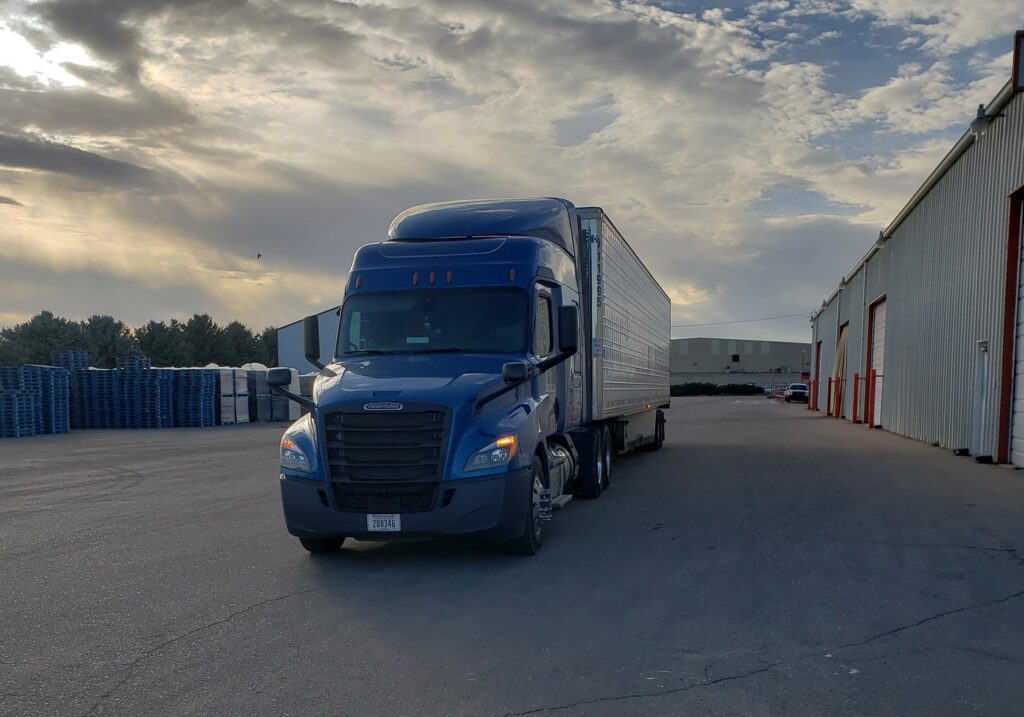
xmin=575 ymin=427 xmax=604 ymax=498
xmin=601 ymin=425 xmax=613 ymax=488
xmin=642 ymin=411 xmax=665 ymax=452
xmin=299 ymin=537 xmax=344 ymax=553
xmin=508 ymin=455 xmax=544 ymax=555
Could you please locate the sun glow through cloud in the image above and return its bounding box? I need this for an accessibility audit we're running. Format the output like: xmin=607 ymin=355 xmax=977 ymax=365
xmin=0 ymin=1 xmax=1018 ymax=341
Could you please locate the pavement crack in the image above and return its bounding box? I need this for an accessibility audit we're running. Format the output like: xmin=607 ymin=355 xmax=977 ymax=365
xmin=80 ymin=574 xmax=370 ymax=717
xmin=820 ymin=536 xmax=1024 ymax=565
xmin=836 ymin=587 xmax=1024 ymax=651
xmin=906 ymin=638 xmax=1024 ymax=667
xmin=500 ymin=662 xmax=780 ymax=716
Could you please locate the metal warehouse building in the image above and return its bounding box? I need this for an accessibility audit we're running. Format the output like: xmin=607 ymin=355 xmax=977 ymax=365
xmin=670 ymin=338 xmax=809 ymax=386
xmin=811 ymin=33 xmax=1024 ymax=463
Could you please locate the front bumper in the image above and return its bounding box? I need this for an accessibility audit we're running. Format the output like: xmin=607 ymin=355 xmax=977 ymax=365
xmin=280 ymin=468 xmax=532 ymax=541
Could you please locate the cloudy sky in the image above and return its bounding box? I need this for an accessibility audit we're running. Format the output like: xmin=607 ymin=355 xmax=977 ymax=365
xmin=0 ymin=0 xmax=1018 ymax=341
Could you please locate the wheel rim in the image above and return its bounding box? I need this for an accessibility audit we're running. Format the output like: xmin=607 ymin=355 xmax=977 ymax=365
xmin=604 ymin=433 xmax=612 ymax=480
xmin=530 ymin=471 xmax=543 ymax=540
xmin=595 ymin=434 xmax=604 ymax=487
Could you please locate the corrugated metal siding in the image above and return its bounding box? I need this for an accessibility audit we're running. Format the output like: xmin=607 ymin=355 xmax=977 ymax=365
xmin=840 ymin=267 xmax=866 ymax=418
xmin=813 ymin=300 xmax=838 ymax=411
xmin=865 ymin=248 xmax=888 ymax=305
xmin=881 ymin=91 xmax=1024 ymax=454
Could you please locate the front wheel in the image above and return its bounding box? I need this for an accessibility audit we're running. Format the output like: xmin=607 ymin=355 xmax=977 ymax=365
xmin=299 ymin=537 xmax=344 ymax=553
xmin=575 ymin=427 xmax=605 ymax=499
xmin=508 ymin=455 xmax=545 ymax=555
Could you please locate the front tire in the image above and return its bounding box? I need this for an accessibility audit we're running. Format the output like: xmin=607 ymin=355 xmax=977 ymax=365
xmin=508 ymin=455 xmax=544 ymax=555
xmin=299 ymin=537 xmax=344 ymax=553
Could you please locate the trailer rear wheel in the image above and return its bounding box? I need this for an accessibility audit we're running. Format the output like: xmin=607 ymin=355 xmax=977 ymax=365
xmin=299 ymin=537 xmax=344 ymax=553
xmin=641 ymin=410 xmax=665 ymax=452
xmin=575 ymin=427 xmax=605 ymax=499
xmin=508 ymin=455 xmax=544 ymax=555
xmin=602 ymin=425 xmax=613 ymax=488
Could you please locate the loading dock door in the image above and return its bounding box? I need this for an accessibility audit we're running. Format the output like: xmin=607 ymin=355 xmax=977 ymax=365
xmin=1012 ymin=217 xmax=1024 ymax=464
xmin=870 ymin=300 xmax=886 ymax=426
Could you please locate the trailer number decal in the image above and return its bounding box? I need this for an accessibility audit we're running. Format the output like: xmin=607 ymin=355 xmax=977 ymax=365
xmin=363 ymin=402 xmax=404 ymax=411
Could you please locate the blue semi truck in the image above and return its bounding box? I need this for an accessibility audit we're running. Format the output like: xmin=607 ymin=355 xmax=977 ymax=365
xmin=268 ymin=198 xmax=671 ymax=554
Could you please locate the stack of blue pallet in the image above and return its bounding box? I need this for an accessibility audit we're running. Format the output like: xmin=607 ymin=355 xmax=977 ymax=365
xmin=50 ymin=350 xmax=89 ymax=372
xmin=116 ymin=365 xmax=175 ymax=429
xmin=52 ymin=350 xmax=90 ymax=429
xmin=116 ymin=355 xmax=153 ymax=371
xmin=75 ymin=369 xmax=121 ymax=429
xmin=25 ymin=366 xmax=71 ymax=434
xmin=0 ymin=389 xmax=39 ymax=438
xmin=174 ymin=369 xmax=217 ymax=427
xmin=0 ymin=365 xmax=71 ymax=436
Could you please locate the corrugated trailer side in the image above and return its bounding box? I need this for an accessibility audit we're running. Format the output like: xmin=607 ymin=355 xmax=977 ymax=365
xmin=577 ymin=207 xmax=671 ymax=421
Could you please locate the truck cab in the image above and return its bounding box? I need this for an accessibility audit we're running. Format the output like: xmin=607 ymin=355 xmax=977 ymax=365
xmin=270 ymin=198 xmax=669 ymax=555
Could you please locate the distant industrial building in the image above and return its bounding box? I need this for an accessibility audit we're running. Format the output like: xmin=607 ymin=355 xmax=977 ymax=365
xmin=670 ymin=338 xmax=809 ymax=386
xmin=810 ymin=32 xmax=1024 ymax=463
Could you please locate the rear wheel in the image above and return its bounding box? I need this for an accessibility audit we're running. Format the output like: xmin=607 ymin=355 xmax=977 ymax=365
xmin=575 ymin=427 xmax=605 ymax=498
xmin=299 ymin=537 xmax=344 ymax=553
xmin=509 ymin=455 xmax=544 ymax=555
xmin=642 ymin=411 xmax=665 ymax=452
xmin=602 ymin=425 xmax=613 ymax=488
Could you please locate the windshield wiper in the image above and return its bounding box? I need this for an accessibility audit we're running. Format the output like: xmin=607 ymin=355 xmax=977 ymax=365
xmin=407 ymin=347 xmax=500 ymax=354
xmin=341 ymin=349 xmax=408 ymax=356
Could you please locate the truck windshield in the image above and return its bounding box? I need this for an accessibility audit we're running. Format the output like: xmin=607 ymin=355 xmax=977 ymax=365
xmin=337 ymin=288 xmax=528 ymax=356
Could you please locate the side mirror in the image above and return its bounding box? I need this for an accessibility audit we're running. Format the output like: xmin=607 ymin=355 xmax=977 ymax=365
xmin=267 ymin=367 xmax=292 ymax=387
xmin=303 ymin=315 xmax=324 ymax=369
xmin=502 ymin=361 xmax=529 ymax=384
xmin=558 ymin=305 xmax=579 ymax=355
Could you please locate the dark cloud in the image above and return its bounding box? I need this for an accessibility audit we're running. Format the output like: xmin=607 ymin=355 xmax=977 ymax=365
xmin=0 ymin=133 xmax=158 ymax=188
xmin=0 ymin=256 xmax=225 ymax=327
xmin=0 ymin=66 xmax=44 ymax=91
xmin=0 ymin=86 xmax=195 ymax=135
xmin=0 ymin=195 xmax=23 ymax=206
xmin=35 ymin=0 xmax=243 ymax=78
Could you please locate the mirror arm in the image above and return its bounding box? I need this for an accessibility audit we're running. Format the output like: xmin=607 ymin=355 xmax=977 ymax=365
xmin=473 ymin=364 xmax=539 ymax=413
xmin=472 ymin=350 xmax=574 ymax=414
xmin=270 ymin=384 xmax=316 ymax=413
xmin=537 ymin=348 xmax=575 ymax=373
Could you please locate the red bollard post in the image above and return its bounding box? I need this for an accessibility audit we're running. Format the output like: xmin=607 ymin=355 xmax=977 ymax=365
xmin=851 ymin=373 xmax=860 ymax=423
xmin=867 ymin=369 xmax=877 ymax=428
xmin=826 ymin=377 xmax=832 ymax=416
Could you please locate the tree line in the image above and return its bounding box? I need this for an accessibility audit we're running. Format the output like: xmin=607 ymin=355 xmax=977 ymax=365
xmin=0 ymin=311 xmax=278 ymax=369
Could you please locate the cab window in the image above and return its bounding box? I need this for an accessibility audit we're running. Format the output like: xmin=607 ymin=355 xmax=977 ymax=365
xmin=535 ymin=294 xmax=553 ymax=357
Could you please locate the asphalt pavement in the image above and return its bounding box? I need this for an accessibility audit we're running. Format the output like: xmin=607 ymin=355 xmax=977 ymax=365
xmin=2 ymin=397 xmax=1024 ymax=716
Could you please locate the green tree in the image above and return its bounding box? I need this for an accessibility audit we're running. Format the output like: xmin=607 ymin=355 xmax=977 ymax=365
xmin=0 ymin=311 xmax=85 ymax=365
xmin=183 ymin=314 xmax=231 ymax=366
xmin=257 ymin=326 xmax=278 ymax=367
xmin=81 ymin=315 xmax=139 ymax=368
xmin=223 ymin=320 xmax=258 ymax=366
xmin=135 ymin=319 xmax=193 ymax=367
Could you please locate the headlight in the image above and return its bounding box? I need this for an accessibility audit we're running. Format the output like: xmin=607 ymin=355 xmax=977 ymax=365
xmin=281 ymin=436 xmax=311 ymax=472
xmin=464 ymin=434 xmax=517 ymax=472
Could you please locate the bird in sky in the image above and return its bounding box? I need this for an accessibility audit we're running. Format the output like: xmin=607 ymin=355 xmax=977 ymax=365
xmin=257 ymin=252 xmax=262 ymax=260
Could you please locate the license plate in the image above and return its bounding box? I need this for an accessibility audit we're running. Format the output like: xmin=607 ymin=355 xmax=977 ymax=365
xmin=367 ymin=514 xmax=401 ymax=532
